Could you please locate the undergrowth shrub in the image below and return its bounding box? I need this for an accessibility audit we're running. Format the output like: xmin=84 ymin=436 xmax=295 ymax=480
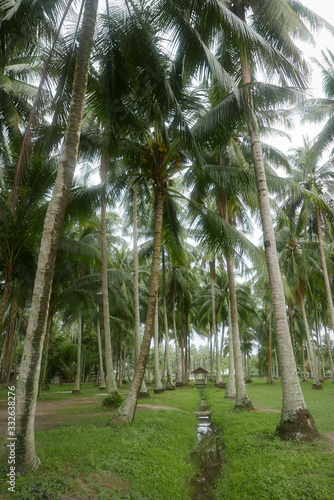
xmin=102 ymin=392 xmax=124 ymax=410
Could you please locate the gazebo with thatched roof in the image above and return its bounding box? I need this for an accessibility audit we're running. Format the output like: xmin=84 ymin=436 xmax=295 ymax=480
xmin=191 ymin=367 xmax=209 ymax=389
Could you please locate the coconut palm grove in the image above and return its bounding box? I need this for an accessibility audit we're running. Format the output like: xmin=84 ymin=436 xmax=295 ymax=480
xmin=1 ymin=0 xmax=334 ymax=498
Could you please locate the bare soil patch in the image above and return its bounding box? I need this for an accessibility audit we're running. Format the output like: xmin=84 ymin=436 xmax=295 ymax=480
xmin=0 ymin=396 xmax=102 ymax=435
xmin=323 ymin=431 xmax=334 ymax=450
xmin=136 ymin=404 xmax=190 ymax=413
xmin=254 ymin=406 xmax=281 ymax=414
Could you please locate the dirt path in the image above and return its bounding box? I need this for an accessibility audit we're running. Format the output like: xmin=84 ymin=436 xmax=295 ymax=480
xmin=0 ymin=395 xmax=102 ymax=435
xmin=0 ymin=396 xmax=192 ymax=435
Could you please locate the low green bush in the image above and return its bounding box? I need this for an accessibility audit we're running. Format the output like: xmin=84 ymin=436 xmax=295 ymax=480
xmin=101 ymin=392 xmax=124 ymax=409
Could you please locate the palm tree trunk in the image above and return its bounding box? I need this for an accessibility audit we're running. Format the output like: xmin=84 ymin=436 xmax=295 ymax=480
xmin=209 ymin=322 xmax=214 ymax=381
xmin=225 ymin=300 xmax=236 ymax=399
xmin=173 ymin=274 xmax=183 ymax=386
xmin=301 ymin=342 xmax=307 ymax=381
xmin=101 ymin=155 xmax=118 ymax=394
xmin=97 ymin=307 xmax=106 ymax=390
xmin=117 ymin=342 xmax=122 ymax=388
xmin=154 ymin=296 xmax=164 ymax=393
xmin=210 ymin=259 xmax=222 ymax=386
xmin=300 ymin=299 xmax=322 ymax=389
xmin=122 ymin=343 xmax=127 ymax=382
xmin=315 ymin=207 xmax=334 ymax=331
xmin=3 ymin=0 xmax=99 ymax=473
xmin=162 ymin=250 xmax=175 ymax=390
xmin=147 ymin=355 xmax=151 ymax=383
xmin=72 ymin=316 xmax=82 ymax=394
xmin=180 ymin=305 xmax=185 ymax=383
xmin=267 ymin=303 xmax=273 ymax=384
xmin=185 ymin=314 xmax=189 ymax=383
xmin=314 ymin=310 xmax=325 ymax=380
xmin=133 ymin=188 xmax=149 ymax=397
xmin=227 ymin=257 xmax=253 ymax=409
xmin=275 ymin=350 xmax=279 ymax=379
xmin=111 ymin=188 xmax=165 ymax=423
xmin=220 ymin=191 xmax=251 ymax=407
xmin=41 ymin=315 xmax=52 ymax=390
xmin=235 ymin=1 xmax=319 ymax=438
xmin=287 ymin=301 xmax=295 ymax=357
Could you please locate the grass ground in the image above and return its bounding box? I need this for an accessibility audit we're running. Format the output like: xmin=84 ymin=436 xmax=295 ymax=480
xmin=0 ymin=384 xmax=201 ymax=499
xmin=206 ymin=378 xmax=334 ymax=500
xmin=0 ymin=379 xmax=333 ymax=499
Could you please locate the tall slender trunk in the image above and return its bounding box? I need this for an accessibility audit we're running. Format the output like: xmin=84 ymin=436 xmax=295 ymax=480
xmin=180 ymin=305 xmax=185 ymax=383
xmin=133 ymin=188 xmax=149 ymax=397
xmin=301 ymin=342 xmax=307 ymax=381
xmin=322 ymin=304 xmax=334 ymax=381
xmin=305 ymin=341 xmax=312 ymax=378
xmin=274 ymin=350 xmax=279 ymax=379
xmin=225 ymin=301 xmax=236 ymax=399
xmin=81 ymin=343 xmax=86 ymax=383
xmin=41 ymin=315 xmax=52 ymax=390
xmin=219 ymin=191 xmax=251 ymax=407
xmin=314 ymin=310 xmax=325 ymax=380
xmin=154 ymin=296 xmax=164 ymax=393
xmin=3 ymin=0 xmax=99 ymax=472
xmin=267 ymin=303 xmax=273 ymax=384
xmin=162 ymin=250 xmax=175 ymax=390
xmin=117 ymin=342 xmax=122 ymax=388
xmin=111 ymin=188 xmax=165 ymax=423
xmin=122 ymin=343 xmax=127 ymax=382
xmin=147 ymin=354 xmax=151 ymax=383
xmin=185 ymin=314 xmax=189 ymax=383
xmin=72 ymin=316 xmax=82 ymax=393
xmin=206 ymin=334 xmax=210 ymax=372
xmin=316 ymin=207 xmax=334 ymax=332
xmin=300 ymin=299 xmax=322 ymax=389
xmin=101 ymin=155 xmax=117 ymax=394
xmin=161 ymin=345 xmax=166 ymax=382
xmin=210 ymin=259 xmax=222 ymax=385
xmin=97 ymin=307 xmax=106 ymax=389
xmin=173 ymin=274 xmax=183 ymax=386
xmin=209 ymin=322 xmax=214 ymax=380
xmin=287 ymin=301 xmax=295 ymax=357
xmin=227 ymin=257 xmax=253 ymax=409
xmin=234 ymin=0 xmax=319 ymax=438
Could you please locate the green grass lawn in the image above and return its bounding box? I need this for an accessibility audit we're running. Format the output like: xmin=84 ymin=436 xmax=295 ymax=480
xmin=0 ymin=386 xmax=201 ymax=499
xmin=206 ymin=379 xmax=334 ymax=500
xmin=0 ymin=380 xmax=333 ymax=499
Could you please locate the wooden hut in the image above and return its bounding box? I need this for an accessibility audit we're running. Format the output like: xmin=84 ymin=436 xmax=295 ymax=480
xmin=191 ymin=367 xmax=209 ymax=389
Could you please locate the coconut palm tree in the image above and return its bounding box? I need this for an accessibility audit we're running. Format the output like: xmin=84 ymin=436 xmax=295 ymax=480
xmin=177 ymin=0 xmax=328 ymax=438
xmin=287 ymin=140 xmax=334 ymax=344
xmin=225 ymin=0 xmax=329 ymax=439
xmin=6 ymin=0 xmax=99 ymax=473
xmin=275 ymin=206 xmax=323 ymax=389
